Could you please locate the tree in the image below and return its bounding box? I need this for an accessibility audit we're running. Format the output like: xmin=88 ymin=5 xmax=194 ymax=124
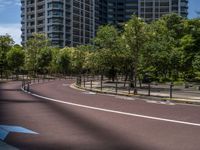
xmin=6 ymin=45 xmax=25 ymax=78
xmin=56 ymin=47 xmax=71 ymax=74
xmin=161 ymin=13 xmax=185 ymax=40
xmin=37 ymin=47 xmax=52 ymax=74
xmin=179 ymin=19 xmax=200 ymax=80
xmin=94 ymin=25 xmax=122 ymax=81
xmin=25 ymin=33 xmax=50 ymax=75
xmin=74 ymin=45 xmax=94 ymax=74
xmin=123 ymin=15 xmax=147 ymax=93
xmin=50 ymin=47 xmax=60 ymax=74
xmin=0 ymin=34 xmax=14 ymax=77
xmin=193 ymin=55 xmax=200 ymax=72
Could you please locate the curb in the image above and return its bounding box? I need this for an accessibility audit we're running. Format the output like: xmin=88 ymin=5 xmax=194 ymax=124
xmin=73 ymin=84 xmax=200 ymax=105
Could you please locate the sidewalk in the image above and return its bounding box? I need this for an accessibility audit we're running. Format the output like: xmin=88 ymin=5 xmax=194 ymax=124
xmin=74 ymin=82 xmax=200 ymax=105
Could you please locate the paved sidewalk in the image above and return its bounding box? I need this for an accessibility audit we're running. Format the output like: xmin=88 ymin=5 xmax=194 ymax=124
xmin=74 ymin=82 xmax=200 ymax=105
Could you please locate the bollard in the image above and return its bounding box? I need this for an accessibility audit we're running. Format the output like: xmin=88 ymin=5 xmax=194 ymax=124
xmin=24 ymin=81 xmax=26 ymax=90
xmin=128 ymin=81 xmax=131 ymax=94
xmin=170 ymin=82 xmax=173 ymax=99
xmin=22 ymin=80 xmax=24 ymax=88
xmin=27 ymin=83 xmax=30 ymax=92
xmin=197 ymin=86 xmax=200 ymax=91
xmin=148 ymin=83 xmax=151 ymax=96
xmin=90 ymin=80 xmax=92 ymax=89
xmin=115 ymin=80 xmax=118 ymax=94
xmin=80 ymin=76 xmax=82 ymax=86
xmin=100 ymin=75 xmax=103 ymax=91
xmin=84 ymin=76 xmax=85 ymax=87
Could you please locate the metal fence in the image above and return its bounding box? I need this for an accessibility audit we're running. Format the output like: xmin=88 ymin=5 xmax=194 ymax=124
xmin=20 ymin=74 xmax=76 ymax=92
xmin=76 ymin=75 xmax=200 ymax=100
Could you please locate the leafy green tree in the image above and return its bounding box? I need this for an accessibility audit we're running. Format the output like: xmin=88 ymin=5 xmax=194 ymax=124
xmin=37 ymin=47 xmax=52 ymax=74
xmin=145 ymin=19 xmax=171 ymax=80
xmin=94 ymin=25 xmax=118 ymax=50
xmin=0 ymin=34 xmax=14 ymax=77
xmin=75 ymin=45 xmax=94 ymax=74
xmin=161 ymin=13 xmax=185 ymax=40
xmin=193 ymin=55 xmax=200 ymax=72
xmin=94 ymin=25 xmax=122 ymax=81
xmin=25 ymin=33 xmax=50 ymax=75
xmin=179 ymin=19 xmax=200 ymax=80
xmin=50 ymin=47 xmax=60 ymax=74
xmin=56 ymin=47 xmax=71 ymax=74
xmin=6 ymin=45 xmax=25 ymax=77
xmin=123 ymin=15 xmax=147 ymax=92
xmin=142 ymin=14 xmax=189 ymax=82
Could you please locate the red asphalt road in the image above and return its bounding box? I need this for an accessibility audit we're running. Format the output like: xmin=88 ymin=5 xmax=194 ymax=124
xmin=0 ymin=80 xmax=200 ymax=150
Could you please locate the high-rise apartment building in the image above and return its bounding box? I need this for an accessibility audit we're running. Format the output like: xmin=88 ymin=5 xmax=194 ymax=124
xmin=138 ymin=0 xmax=188 ymax=22
xmin=106 ymin=0 xmax=138 ymax=25
xmin=106 ymin=0 xmax=188 ymax=24
xmin=21 ymin=0 xmax=95 ymax=47
xmin=21 ymin=0 xmax=188 ymax=47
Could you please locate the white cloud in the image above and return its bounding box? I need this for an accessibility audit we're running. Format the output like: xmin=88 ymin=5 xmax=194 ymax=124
xmin=0 ymin=23 xmax=21 ymax=44
xmin=0 ymin=0 xmax=20 ymax=10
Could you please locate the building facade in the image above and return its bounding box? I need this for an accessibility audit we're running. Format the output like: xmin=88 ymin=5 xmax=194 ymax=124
xmin=21 ymin=0 xmax=95 ymax=47
xmin=21 ymin=0 xmax=188 ymax=47
xmin=138 ymin=0 xmax=188 ymax=22
xmin=105 ymin=0 xmax=188 ymax=24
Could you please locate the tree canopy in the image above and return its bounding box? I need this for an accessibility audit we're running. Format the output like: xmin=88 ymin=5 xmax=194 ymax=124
xmin=1 ymin=13 xmax=200 ymax=83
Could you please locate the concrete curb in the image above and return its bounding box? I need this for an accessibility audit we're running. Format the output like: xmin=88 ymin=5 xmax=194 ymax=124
xmin=73 ymin=84 xmax=200 ymax=105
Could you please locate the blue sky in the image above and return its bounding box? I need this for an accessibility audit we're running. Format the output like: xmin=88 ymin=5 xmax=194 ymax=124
xmin=0 ymin=0 xmax=199 ymax=44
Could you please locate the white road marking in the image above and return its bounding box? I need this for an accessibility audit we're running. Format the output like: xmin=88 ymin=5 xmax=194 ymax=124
xmin=21 ymin=88 xmax=200 ymax=127
xmin=62 ymin=84 xmax=69 ymax=87
xmin=115 ymin=96 xmax=136 ymax=101
xmin=146 ymin=100 xmax=158 ymax=104
xmin=146 ymin=100 xmax=175 ymax=106
xmin=82 ymin=91 xmax=96 ymax=95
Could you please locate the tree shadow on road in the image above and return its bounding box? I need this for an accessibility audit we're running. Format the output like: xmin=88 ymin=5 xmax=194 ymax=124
xmin=22 ymin=90 xmax=156 ymax=150
xmin=0 ymin=81 xmax=157 ymax=150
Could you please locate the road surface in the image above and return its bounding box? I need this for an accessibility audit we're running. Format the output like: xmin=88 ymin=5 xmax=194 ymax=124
xmin=0 ymin=80 xmax=200 ymax=150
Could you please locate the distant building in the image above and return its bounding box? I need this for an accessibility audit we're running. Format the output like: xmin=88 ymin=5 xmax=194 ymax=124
xmin=104 ymin=0 xmax=188 ymax=24
xmin=21 ymin=0 xmax=188 ymax=47
xmin=21 ymin=0 xmax=95 ymax=47
xmin=138 ymin=0 xmax=188 ymax=22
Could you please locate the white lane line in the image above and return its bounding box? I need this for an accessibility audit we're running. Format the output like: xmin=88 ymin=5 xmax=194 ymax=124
xmin=21 ymin=88 xmax=200 ymax=127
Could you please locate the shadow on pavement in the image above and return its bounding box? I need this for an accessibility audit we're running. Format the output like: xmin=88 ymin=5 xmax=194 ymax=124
xmin=0 ymin=99 xmax=46 ymax=104
xmin=0 ymin=81 xmax=156 ymax=150
xmin=25 ymin=89 xmax=155 ymax=150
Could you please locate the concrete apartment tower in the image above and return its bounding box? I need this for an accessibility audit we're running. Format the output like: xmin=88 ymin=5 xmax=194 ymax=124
xmin=21 ymin=0 xmax=95 ymax=47
xmin=21 ymin=0 xmax=188 ymax=47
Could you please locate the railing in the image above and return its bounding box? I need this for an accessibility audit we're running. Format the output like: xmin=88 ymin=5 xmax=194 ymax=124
xmin=75 ymin=75 xmax=200 ymax=100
